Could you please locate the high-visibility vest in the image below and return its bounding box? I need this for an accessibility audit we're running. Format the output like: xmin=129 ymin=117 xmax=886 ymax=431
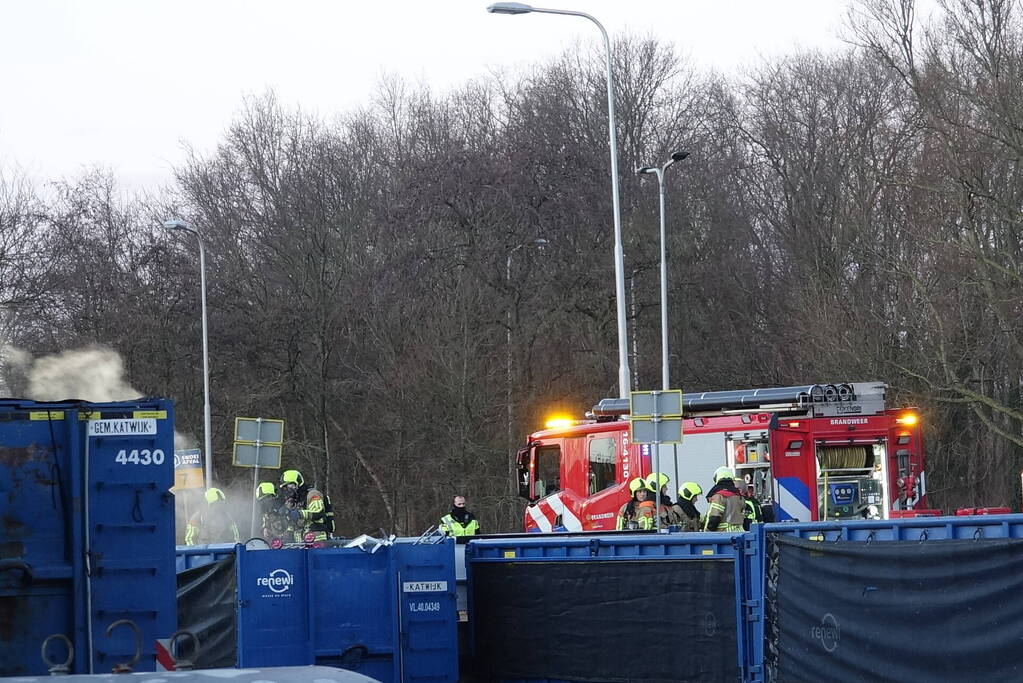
xmin=744 ymin=498 xmax=763 ymax=525
xmin=440 ymin=514 xmax=480 ymax=536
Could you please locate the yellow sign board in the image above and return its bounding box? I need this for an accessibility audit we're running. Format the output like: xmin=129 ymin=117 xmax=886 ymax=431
xmin=29 ymin=411 xmax=64 ymax=421
xmin=173 ymin=467 xmax=205 ymax=491
xmin=133 ymin=410 xmax=168 ymax=419
xmin=172 ymin=449 xmax=205 ymax=491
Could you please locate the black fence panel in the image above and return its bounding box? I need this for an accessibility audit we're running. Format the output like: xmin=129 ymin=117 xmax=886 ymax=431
xmin=177 ymin=554 xmax=237 ymax=669
xmin=472 ymin=559 xmax=739 ymax=682
xmin=767 ymin=536 xmax=1023 ymax=682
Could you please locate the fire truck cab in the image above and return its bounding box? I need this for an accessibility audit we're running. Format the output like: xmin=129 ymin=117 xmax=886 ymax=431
xmin=516 ymin=382 xmax=927 ymax=532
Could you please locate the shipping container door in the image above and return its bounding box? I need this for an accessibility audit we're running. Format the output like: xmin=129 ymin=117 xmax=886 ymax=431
xmin=236 ymin=547 xmax=310 ymax=666
xmin=309 ymin=546 xmax=398 ymax=681
xmin=396 ymin=541 xmax=458 ymax=682
xmin=0 ymin=407 xmax=77 ymax=676
xmin=84 ymin=408 xmax=176 ymax=673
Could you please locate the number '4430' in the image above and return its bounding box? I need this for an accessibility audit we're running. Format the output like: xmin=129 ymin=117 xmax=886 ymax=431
xmin=115 ymin=449 xmax=165 ymax=465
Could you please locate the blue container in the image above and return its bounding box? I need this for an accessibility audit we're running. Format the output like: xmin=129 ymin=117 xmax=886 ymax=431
xmin=0 ymin=399 xmax=176 ymax=676
xmin=467 ymin=532 xmax=746 ymax=682
xmin=741 ymin=515 xmax=1023 ymax=682
xmin=233 ymin=539 xmax=458 ymax=682
xmin=469 ymin=532 xmax=740 ymax=562
xmin=175 ymin=543 xmax=236 ymax=572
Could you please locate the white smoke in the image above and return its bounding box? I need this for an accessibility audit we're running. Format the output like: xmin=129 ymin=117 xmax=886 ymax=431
xmin=175 ymin=431 xmax=198 ymax=451
xmin=8 ymin=344 xmax=143 ymax=402
xmin=0 ymin=345 xmax=32 ymax=396
xmin=3 ymin=344 xmax=196 ymax=448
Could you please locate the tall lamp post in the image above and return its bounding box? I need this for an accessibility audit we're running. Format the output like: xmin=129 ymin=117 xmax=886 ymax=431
xmin=488 ymin=2 xmax=631 ymax=399
xmin=637 ymin=151 xmax=689 ymax=390
xmin=507 ymin=238 xmax=548 ymax=494
xmin=164 ymin=219 xmax=214 ymax=488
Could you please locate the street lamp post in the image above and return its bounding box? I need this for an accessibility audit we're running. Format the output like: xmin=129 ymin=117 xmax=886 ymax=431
xmin=637 ymin=151 xmax=689 ymax=390
xmin=488 ymin=2 xmax=631 ymax=399
xmin=637 ymin=152 xmax=688 ymax=530
xmin=164 ymin=219 xmax=214 ymax=489
xmin=506 ymin=238 xmax=548 ymax=495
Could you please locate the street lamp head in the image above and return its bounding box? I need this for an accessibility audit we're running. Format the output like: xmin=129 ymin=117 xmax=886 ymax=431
xmin=670 ymin=150 xmax=690 ymax=163
xmin=163 ymin=218 xmax=190 ymax=231
xmin=487 ymin=2 xmax=534 ymax=14
xmin=636 ymin=166 xmax=656 ymax=175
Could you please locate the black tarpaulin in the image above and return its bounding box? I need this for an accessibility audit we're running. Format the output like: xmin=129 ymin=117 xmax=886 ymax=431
xmin=471 ymin=559 xmax=739 ymax=683
xmin=767 ymin=535 xmax=1023 ymax=683
xmin=176 ymin=555 xmax=237 ymax=669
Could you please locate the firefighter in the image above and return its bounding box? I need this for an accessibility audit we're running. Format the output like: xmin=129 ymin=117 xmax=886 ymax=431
xmin=184 ymin=487 xmax=241 ymax=545
xmin=645 ymin=472 xmax=674 ymax=526
xmin=671 ymin=481 xmax=704 ymax=531
xmin=703 ymin=467 xmax=746 ymax=532
xmin=741 ymin=480 xmax=764 ymax=530
xmin=280 ymin=470 xmax=335 ymax=542
xmin=616 ymin=477 xmax=657 ymax=530
xmin=439 ymin=495 xmax=481 ymax=536
xmin=256 ymin=482 xmax=291 ymax=543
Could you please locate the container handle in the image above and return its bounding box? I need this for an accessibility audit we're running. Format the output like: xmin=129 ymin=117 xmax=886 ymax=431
xmin=0 ymin=559 xmax=33 ymax=586
xmin=105 ymin=619 xmax=141 ymax=673
xmin=41 ymin=633 xmax=74 ymax=675
xmin=169 ymin=630 xmax=200 ymax=671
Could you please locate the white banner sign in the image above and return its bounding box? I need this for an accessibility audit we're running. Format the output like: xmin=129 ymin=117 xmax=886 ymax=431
xmin=87 ymin=418 xmax=157 ymax=437
xmin=402 ymin=581 xmax=448 ymax=593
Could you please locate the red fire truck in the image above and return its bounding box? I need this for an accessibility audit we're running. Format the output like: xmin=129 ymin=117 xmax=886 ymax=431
xmin=516 ymin=382 xmax=928 ymax=532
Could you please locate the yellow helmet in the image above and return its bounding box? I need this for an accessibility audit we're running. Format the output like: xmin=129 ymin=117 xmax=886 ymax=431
xmin=713 ymin=466 xmax=734 ymax=483
xmin=256 ymin=482 xmax=276 ymax=499
xmin=280 ymin=470 xmax=304 ymax=487
xmin=645 ymin=472 xmax=669 ymax=491
xmin=628 ymin=477 xmax=649 ymax=494
xmin=678 ymin=481 xmax=703 ymax=501
xmin=204 ymin=487 xmax=226 ymax=505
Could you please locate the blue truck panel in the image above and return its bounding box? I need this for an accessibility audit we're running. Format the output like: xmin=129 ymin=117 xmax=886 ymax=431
xmin=0 ymin=399 xmax=176 ymax=676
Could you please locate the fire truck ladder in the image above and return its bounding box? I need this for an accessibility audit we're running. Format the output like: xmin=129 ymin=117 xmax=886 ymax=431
xmin=589 ymin=382 xmax=887 ymax=418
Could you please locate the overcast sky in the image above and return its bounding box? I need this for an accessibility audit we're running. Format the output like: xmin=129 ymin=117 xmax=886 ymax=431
xmin=0 ymin=1 xmax=931 ymax=190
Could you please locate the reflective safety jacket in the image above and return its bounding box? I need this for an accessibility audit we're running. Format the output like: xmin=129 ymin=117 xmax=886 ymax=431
xmin=743 ymin=497 xmax=764 ymax=530
xmin=669 ymin=501 xmax=704 ymax=532
xmin=440 ymin=513 xmax=480 ymax=536
xmin=184 ymin=505 xmax=240 ymax=546
xmin=295 ymin=487 xmax=334 ymax=542
xmin=704 ymin=487 xmax=746 ymax=532
xmin=616 ymin=499 xmax=656 ymax=530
